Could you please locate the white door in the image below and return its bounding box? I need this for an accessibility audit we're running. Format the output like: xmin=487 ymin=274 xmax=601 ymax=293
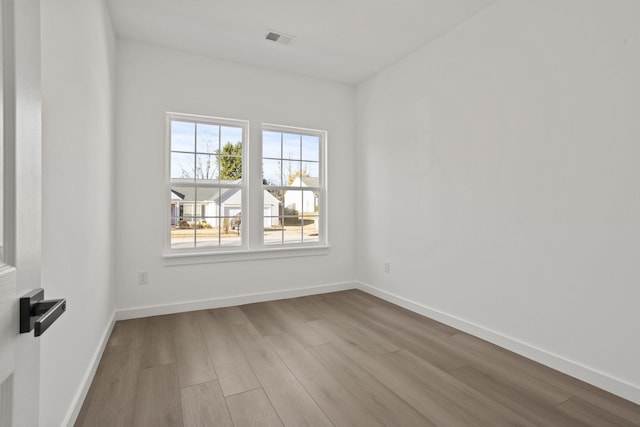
xmin=0 ymin=1 xmax=14 ymax=423
xmin=0 ymin=266 xmax=17 ymax=427
xmin=0 ymin=0 xmax=43 ymax=426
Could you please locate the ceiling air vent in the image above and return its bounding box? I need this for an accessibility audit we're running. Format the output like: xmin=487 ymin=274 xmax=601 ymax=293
xmin=265 ymin=30 xmax=294 ymax=45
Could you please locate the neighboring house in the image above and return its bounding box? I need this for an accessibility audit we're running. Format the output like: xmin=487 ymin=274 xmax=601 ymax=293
xmin=171 ymin=180 xmax=279 ymax=227
xmin=284 ymin=176 xmax=320 ymax=214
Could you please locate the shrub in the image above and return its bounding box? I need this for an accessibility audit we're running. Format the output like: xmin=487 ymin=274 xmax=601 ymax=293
xmin=284 ymin=207 xmax=299 ymax=216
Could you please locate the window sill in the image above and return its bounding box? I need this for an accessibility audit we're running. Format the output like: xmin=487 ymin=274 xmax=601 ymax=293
xmin=163 ymin=245 xmax=330 ymax=266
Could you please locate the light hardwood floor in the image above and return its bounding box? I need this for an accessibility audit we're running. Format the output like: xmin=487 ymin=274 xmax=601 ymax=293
xmin=75 ymin=290 xmax=640 ymax=426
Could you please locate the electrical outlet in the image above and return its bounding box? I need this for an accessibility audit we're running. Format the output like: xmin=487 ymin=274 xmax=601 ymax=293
xmin=138 ymin=271 xmax=149 ymax=285
xmin=384 ymin=261 xmax=390 ymax=273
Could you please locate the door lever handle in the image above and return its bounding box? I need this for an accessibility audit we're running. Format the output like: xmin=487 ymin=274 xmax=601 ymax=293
xmin=20 ymin=289 xmax=66 ymax=337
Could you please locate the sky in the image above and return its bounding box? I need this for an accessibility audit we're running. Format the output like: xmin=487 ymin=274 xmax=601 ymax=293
xmin=170 ymin=120 xmax=320 ymax=186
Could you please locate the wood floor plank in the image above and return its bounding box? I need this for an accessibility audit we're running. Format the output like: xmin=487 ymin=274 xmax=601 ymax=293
xmin=558 ymin=396 xmax=639 ymax=427
xmin=211 ymin=306 xmax=250 ymax=325
xmin=196 ymin=310 xmax=260 ymax=397
xmin=238 ymin=302 xmax=286 ymax=336
xmin=141 ymin=315 xmax=176 ymax=368
xmin=449 ymin=366 xmax=586 ymax=427
xmin=76 ymin=349 xmax=142 ymax=427
xmin=105 ymin=318 xmax=146 ymax=353
xmin=264 ymin=299 xmax=327 ymax=347
xmin=228 ymin=322 xmax=334 ymax=427
xmin=560 ymin=383 xmax=640 ymax=425
xmin=78 ymin=291 xmax=640 ymax=427
xmin=345 ymin=289 xmax=399 ymax=310
xmin=366 ymin=303 xmax=458 ymax=339
xmin=383 ymin=349 xmax=538 ymax=427
xmin=323 ymin=294 xmax=466 ymax=370
xmin=132 ymin=364 xmax=183 ymax=427
xmin=226 ymin=388 xmax=284 ymax=427
xmin=266 ymin=333 xmax=385 ymax=427
xmin=306 ymin=297 xmax=400 ymax=355
xmin=172 ymin=312 xmax=217 ymax=387
xmin=310 ymin=319 xmax=524 ymax=427
xmin=447 ymin=333 xmax=573 ymax=406
xmin=450 ymin=332 xmax=640 ymax=424
xmin=341 ymin=289 xmax=382 ymax=308
xmin=181 ymin=380 xmax=233 ymax=427
xmin=74 ymin=348 xmax=108 ymax=426
xmin=307 ymin=343 xmax=434 ymax=427
xmin=280 ymin=296 xmax=327 ymax=322
xmin=240 ymin=299 xmax=326 ymax=347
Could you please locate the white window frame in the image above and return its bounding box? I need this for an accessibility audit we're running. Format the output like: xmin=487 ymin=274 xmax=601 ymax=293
xmin=163 ymin=114 xmax=329 ymax=265
xmin=261 ymin=123 xmax=328 ymax=248
xmin=165 ymin=112 xmax=249 ymax=255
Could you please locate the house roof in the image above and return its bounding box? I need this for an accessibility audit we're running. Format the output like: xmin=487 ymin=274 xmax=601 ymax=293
xmin=301 ymin=177 xmax=319 ymax=188
xmin=171 ymin=178 xmax=279 ymax=206
xmin=171 ymin=178 xmax=241 ymax=202
xmin=171 ymin=186 xmax=220 ymax=202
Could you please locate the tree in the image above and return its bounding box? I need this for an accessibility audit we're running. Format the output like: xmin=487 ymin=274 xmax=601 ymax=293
xmin=217 ymin=141 xmax=242 ymax=180
xmin=181 ymin=132 xmax=219 ymax=180
xmin=184 ymin=155 xmax=217 ymax=180
xmin=287 ymin=168 xmax=309 ymax=185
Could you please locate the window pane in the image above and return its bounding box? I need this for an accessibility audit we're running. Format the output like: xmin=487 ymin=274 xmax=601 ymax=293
xmin=282 ymin=133 xmax=301 ymax=160
xmin=171 ymin=121 xmax=195 ymax=152
xmin=263 ymin=131 xmax=281 ymax=159
xmin=263 ymin=190 xmax=283 ymax=244
xmin=171 ymin=226 xmax=195 ymax=249
xmin=284 ymin=190 xmax=302 ymax=217
xmin=195 ymin=154 xmax=218 ymax=181
xmin=219 ymin=188 xmax=242 ymax=217
xmin=220 ymin=217 xmax=242 ymax=246
xmin=196 ymin=124 xmax=219 ymax=154
xmin=303 ymin=212 xmax=320 ymax=243
xmin=302 ymin=191 xmax=319 ymax=243
xmin=195 ymin=187 xmax=220 ymax=217
xmin=282 ymin=160 xmax=301 ymax=185
xmin=171 ymin=185 xmax=195 ymax=202
xmin=263 ymin=159 xmax=282 ymax=186
xmin=218 ymin=188 xmax=242 ymax=247
xmin=302 ymin=135 xmax=319 ymax=161
xmin=170 ymin=185 xmax=195 ymax=249
xmin=171 ymin=152 xmax=194 ymax=180
xmin=283 ymin=219 xmax=303 ymax=244
xmin=282 ymin=190 xmax=303 ymax=243
xmin=263 ymin=190 xmax=281 ymax=221
xmin=298 ymin=188 xmax=318 ymax=214
xmin=264 ymin=221 xmax=283 ymax=245
xmin=300 ymin=161 xmax=320 ymax=182
xmin=218 ymin=155 xmax=242 ymax=182
xmin=221 ymin=126 xmax=243 ymax=147
xmin=196 ymin=222 xmax=220 ymax=248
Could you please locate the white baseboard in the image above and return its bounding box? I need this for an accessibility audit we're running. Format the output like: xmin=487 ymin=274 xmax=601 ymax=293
xmin=115 ymin=281 xmax=356 ymax=321
xmin=356 ymin=281 xmax=640 ymax=405
xmin=63 ymin=310 xmax=116 ymax=427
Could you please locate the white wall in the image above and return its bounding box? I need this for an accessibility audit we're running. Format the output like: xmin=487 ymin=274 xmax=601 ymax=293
xmin=115 ymin=40 xmax=356 ymax=310
xmin=356 ymin=0 xmax=640 ymax=402
xmin=40 ymin=0 xmax=116 ymax=425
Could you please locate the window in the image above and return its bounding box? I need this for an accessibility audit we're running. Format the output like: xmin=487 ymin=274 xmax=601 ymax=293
xmin=166 ymin=114 xmax=326 ymax=260
xmin=262 ymin=125 xmax=325 ymax=246
xmin=168 ymin=114 xmax=247 ymax=251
